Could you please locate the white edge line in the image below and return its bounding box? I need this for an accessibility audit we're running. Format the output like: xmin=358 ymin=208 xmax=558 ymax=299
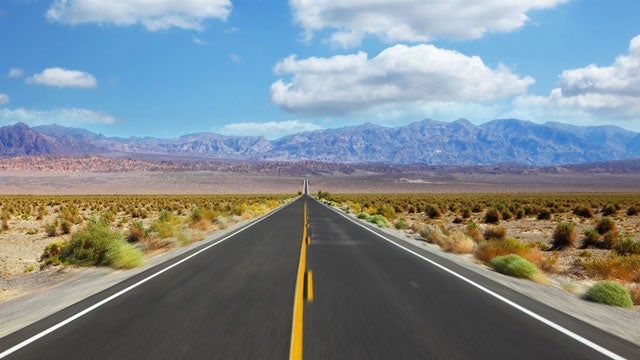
xmin=0 ymin=202 xmax=292 ymax=359
xmin=320 ymin=201 xmax=626 ymax=360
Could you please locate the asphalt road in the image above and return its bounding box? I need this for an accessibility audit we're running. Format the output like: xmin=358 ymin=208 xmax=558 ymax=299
xmin=304 ymin=199 xmax=639 ymax=359
xmin=2 ymin=195 xmax=639 ymax=359
xmin=0 ymin=199 xmax=304 ymax=360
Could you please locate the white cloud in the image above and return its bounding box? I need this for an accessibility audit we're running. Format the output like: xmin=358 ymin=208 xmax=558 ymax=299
xmin=0 ymin=108 xmax=117 ymax=126
xmin=8 ymin=68 xmax=24 ymax=78
xmin=193 ymin=37 xmax=207 ymax=45
xmin=47 ymin=0 xmax=232 ymax=31
xmin=270 ymin=44 xmax=534 ymax=115
xmin=512 ymin=34 xmax=640 ymax=127
xmin=26 ymin=67 xmax=97 ymax=88
xmin=219 ymin=120 xmax=322 ymax=139
xmin=229 ymin=53 xmax=241 ymax=63
xmin=290 ymin=0 xmax=567 ymax=47
xmin=0 ymin=93 xmax=9 ymax=105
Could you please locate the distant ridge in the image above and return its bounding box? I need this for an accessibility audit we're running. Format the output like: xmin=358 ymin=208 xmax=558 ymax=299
xmin=0 ymin=119 xmax=639 ymax=166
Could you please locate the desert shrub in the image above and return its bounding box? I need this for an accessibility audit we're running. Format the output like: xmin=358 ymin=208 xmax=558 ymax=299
xmin=215 ymin=215 xmax=229 ymax=229
xmin=600 ymin=231 xmax=619 ymax=250
xmin=627 ymin=284 xmax=640 ymax=306
xmin=465 ymin=220 xmax=483 ymax=242
xmin=452 ymin=217 xmax=463 ymax=224
xmin=471 ymin=204 xmax=483 ymax=213
xmin=475 ymin=237 xmax=541 ymax=266
xmin=377 ymin=203 xmax=396 ymax=220
xmin=100 ymin=211 xmax=115 ymax=225
xmin=501 ymin=208 xmax=513 ymax=221
xmin=368 ymin=214 xmax=390 ymax=228
xmin=585 ymin=281 xmax=633 ymax=308
xmin=579 ymin=250 xmax=592 ymax=258
xmin=443 ymin=232 xmax=475 ymax=254
xmin=190 ymin=207 xmax=203 ymax=223
xmin=41 ymin=240 xmax=66 ymax=261
xmin=491 ymin=254 xmax=540 ymax=279
xmin=573 ymin=205 xmax=594 ymax=218
xmin=484 ymin=207 xmax=502 ymax=224
xmin=583 ymin=255 xmax=640 ymax=283
xmin=394 ymin=219 xmax=408 ymax=230
xmin=461 ymin=208 xmax=472 ymax=219
xmin=59 ymin=220 xmax=72 ymax=235
xmin=537 ymin=208 xmax=552 ymax=220
xmin=59 ymin=220 xmax=143 ymax=269
xmin=601 ymin=205 xmax=617 ymax=217
xmin=357 ymin=212 xmax=371 ymax=221
xmin=540 ymin=255 xmax=560 ymax=272
xmin=427 ymin=205 xmax=442 ymax=219
xmin=581 ymin=229 xmax=600 ymax=248
xmin=483 ymin=226 xmax=506 ymax=241
xmin=551 ymin=222 xmax=576 ymax=250
xmin=515 ymin=208 xmax=525 ymax=220
xmin=612 ymin=237 xmax=640 ymax=256
xmin=420 ymin=224 xmax=447 ymax=245
xmin=44 ymin=221 xmax=58 ymax=237
xmin=127 ymin=220 xmax=146 ymax=243
xmin=596 ymin=217 xmax=617 ymax=235
xmin=627 ymin=206 xmax=640 ymax=216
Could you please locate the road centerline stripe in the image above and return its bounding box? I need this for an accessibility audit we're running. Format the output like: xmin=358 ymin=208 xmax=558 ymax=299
xmin=289 ymin=201 xmax=308 ymax=360
xmin=0 ymin=202 xmax=291 ymax=359
xmin=321 ymin=200 xmax=626 ymax=360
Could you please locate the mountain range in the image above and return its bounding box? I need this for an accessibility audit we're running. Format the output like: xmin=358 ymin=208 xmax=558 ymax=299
xmin=1 ymin=119 xmax=640 ymax=166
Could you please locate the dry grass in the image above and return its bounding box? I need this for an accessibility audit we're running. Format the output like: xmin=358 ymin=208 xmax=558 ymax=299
xmin=582 ymin=255 xmax=640 ymax=283
xmin=442 ymin=232 xmax=475 ymax=254
xmin=475 ymin=238 xmax=542 ymax=266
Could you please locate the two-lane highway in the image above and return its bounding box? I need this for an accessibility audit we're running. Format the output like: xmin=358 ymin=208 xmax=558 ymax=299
xmin=1 ymin=193 xmax=639 ymax=359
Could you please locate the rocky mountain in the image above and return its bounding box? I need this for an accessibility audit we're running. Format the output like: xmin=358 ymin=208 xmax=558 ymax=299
xmin=1 ymin=119 xmax=640 ymax=165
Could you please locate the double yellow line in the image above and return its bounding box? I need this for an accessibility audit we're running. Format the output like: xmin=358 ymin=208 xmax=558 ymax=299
xmin=290 ymin=201 xmax=313 ymax=360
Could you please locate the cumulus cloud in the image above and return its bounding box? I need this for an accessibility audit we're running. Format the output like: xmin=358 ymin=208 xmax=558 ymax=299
xmin=26 ymin=67 xmax=97 ymax=88
xmin=46 ymin=0 xmax=231 ymax=31
xmin=219 ymin=120 xmax=322 ymax=139
xmin=290 ymin=0 xmax=567 ymax=47
xmin=512 ymin=34 xmax=640 ymax=126
xmin=8 ymin=68 xmax=24 ymax=78
xmin=270 ymin=44 xmax=534 ymax=115
xmin=0 ymin=93 xmax=9 ymax=105
xmin=0 ymin=108 xmax=117 ymax=126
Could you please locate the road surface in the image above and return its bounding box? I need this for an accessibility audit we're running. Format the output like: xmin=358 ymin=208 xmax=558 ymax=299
xmin=1 ymin=196 xmax=638 ymax=359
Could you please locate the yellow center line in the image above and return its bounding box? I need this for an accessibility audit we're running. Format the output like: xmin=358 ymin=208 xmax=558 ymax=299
xmin=289 ymin=202 xmax=308 ymax=360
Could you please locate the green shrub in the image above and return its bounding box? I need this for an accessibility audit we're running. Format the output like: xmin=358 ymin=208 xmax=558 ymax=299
xmin=44 ymin=221 xmax=58 ymax=237
xmin=127 ymin=220 xmax=146 ymax=243
xmin=369 ymin=214 xmax=390 ymax=228
xmin=596 ymin=217 xmax=617 ymax=235
xmin=475 ymin=237 xmax=541 ymax=266
xmin=551 ymin=222 xmax=576 ymax=250
xmin=465 ymin=220 xmax=483 ymax=242
xmin=357 ymin=212 xmax=371 ymax=221
xmin=461 ymin=208 xmax=472 ymax=219
xmin=613 ymin=237 xmax=640 ymax=256
xmin=585 ymin=281 xmax=633 ymax=308
xmin=573 ymin=205 xmax=594 ymax=218
xmin=41 ymin=240 xmax=66 ymax=261
xmin=582 ymin=229 xmax=600 ymax=248
xmin=394 ymin=219 xmax=408 ymax=230
xmin=484 ymin=207 xmax=502 ymax=224
xmin=59 ymin=219 xmax=72 ymax=235
xmin=600 ymin=231 xmax=619 ymax=250
xmin=515 ymin=208 xmax=525 ymax=219
xmin=377 ymin=203 xmax=396 ymax=220
xmin=490 ymin=254 xmax=540 ymax=279
xmin=537 ymin=208 xmax=552 ymax=220
xmin=483 ymin=226 xmax=506 ymax=240
xmin=427 ymin=205 xmax=442 ymax=219
xmin=59 ymin=220 xmax=143 ymax=269
xmin=601 ymin=205 xmax=617 ymax=216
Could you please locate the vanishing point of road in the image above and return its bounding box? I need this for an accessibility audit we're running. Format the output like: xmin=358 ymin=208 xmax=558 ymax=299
xmin=1 ymin=181 xmax=638 ymax=359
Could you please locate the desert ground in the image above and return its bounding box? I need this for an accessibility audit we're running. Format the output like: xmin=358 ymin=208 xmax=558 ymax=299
xmin=1 ymin=170 xmax=640 ymax=194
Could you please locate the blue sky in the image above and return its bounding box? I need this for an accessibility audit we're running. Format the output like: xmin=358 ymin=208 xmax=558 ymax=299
xmin=1 ymin=0 xmax=639 ymax=139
